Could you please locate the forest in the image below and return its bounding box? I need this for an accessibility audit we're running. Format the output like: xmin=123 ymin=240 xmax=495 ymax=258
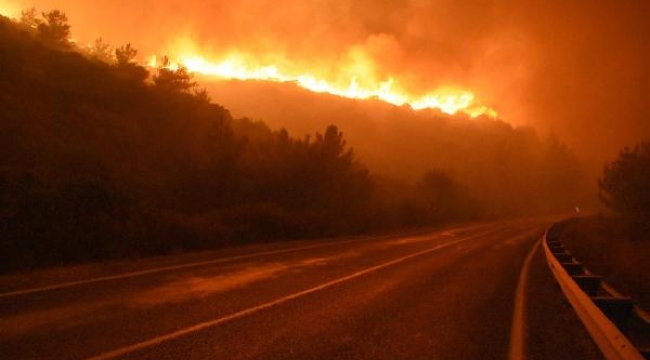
xmin=0 ymin=10 xmax=584 ymax=272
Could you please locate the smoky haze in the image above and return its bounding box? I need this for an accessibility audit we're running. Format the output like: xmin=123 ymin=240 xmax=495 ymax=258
xmin=12 ymin=0 xmax=650 ymax=169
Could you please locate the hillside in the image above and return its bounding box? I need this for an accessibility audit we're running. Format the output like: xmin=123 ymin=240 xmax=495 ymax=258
xmin=0 ymin=14 xmax=380 ymax=271
xmin=207 ymin=79 xmax=588 ymax=215
xmin=0 ymin=12 xmax=584 ymax=272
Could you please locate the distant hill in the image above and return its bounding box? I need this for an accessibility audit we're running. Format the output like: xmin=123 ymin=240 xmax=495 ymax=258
xmin=205 ymin=78 xmax=588 ymax=215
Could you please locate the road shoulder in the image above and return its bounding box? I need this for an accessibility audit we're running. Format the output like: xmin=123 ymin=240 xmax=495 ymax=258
xmin=525 ymin=246 xmax=605 ymax=360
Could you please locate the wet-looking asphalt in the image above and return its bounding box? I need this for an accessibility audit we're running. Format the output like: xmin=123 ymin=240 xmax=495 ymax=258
xmin=0 ymin=218 xmax=604 ymax=359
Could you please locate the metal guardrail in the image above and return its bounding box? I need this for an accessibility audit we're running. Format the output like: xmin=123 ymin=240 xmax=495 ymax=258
xmin=542 ymin=227 xmax=646 ymax=360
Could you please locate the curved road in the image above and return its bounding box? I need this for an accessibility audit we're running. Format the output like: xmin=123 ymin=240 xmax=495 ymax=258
xmin=0 ymin=218 xmax=604 ymax=359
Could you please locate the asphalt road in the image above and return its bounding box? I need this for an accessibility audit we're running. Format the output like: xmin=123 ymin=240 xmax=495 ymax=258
xmin=0 ymin=218 xmax=604 ymax=359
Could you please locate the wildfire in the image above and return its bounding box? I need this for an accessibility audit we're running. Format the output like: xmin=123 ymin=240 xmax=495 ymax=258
xmin=148 ymin=53 xmax=498 ymax=118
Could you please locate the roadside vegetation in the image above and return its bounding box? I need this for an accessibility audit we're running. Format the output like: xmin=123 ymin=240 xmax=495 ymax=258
xmin=560 ymin=141 xmax=650 ymax=311
xmin=0 ymin=10 xmax=583 ymax=273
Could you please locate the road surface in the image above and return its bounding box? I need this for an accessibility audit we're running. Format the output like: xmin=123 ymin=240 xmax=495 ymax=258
xmin=0 ymin=218 xmax=604 ymax=359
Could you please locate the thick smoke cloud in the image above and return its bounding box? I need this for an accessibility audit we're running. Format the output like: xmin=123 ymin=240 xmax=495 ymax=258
xmin=12 ymin=0 xmax=650 ymax=169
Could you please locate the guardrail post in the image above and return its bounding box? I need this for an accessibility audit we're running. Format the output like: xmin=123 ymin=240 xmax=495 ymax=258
xmin=571 ymin=275 xmax=601 ymax=297
xmin=547 ymin=231 xmax=560 ymax=241
xmin=549 ymin=246 xmax=566 ymax=255
xmin=554 ymin=252 xmax=574 ymax=263
xmin=547 ymin=239 xmax=562 ymax=246
xmin=592 ymin=297 xmax=634 ymax=333
xmin=561 ymin=262 xmax=586 ymax=276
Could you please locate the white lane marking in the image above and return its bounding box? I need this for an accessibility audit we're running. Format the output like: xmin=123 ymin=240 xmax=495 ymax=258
xmin=0 ymin=235 xmax=405 ymax=299
xmin=508 ymin=237 xmax=542 ymax=360
xmin=86 ymin=237 xmax=471 ymax=360
xmin=0 ymin=224 xmax=497 ymax=299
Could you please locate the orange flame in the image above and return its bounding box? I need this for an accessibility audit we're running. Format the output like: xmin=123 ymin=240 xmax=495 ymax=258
xmin=148 ymin=49 xmax=498 ymax=118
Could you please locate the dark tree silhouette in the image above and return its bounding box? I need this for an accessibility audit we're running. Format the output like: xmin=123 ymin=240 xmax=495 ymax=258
xmin=599 ymin=142 xmax=650 ymax=216
xmin=19 ymin=8 xmax=40 ymax=29
xmin=112 ymin=44 xmax=148 ymax=85
xmin=37 ymin=10 xmax=70 ymax=47
xmin=115 ymin=43 xmax=138 ymax=66
xmin=88 ymin=37 xmax=113 ymax=63
xmin=153 ymin=56 xmax=196 ymax=93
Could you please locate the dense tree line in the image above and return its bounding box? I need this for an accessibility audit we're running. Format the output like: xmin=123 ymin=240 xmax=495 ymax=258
xmin=599 ymin=141 xmax=650 ymax=217
xmin=0 ymin=12 xmax=483 ymax=272
xmin=205 ymin=76 xmax=588 ymax=216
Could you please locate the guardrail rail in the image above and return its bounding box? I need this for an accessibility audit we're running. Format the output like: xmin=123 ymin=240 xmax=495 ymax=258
xmin=542 ymin=224 xmax=649 ymax=360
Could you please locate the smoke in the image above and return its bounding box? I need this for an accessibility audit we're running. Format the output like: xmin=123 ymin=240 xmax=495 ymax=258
xmin=10 ymin=0 xmax=650 ymax=169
